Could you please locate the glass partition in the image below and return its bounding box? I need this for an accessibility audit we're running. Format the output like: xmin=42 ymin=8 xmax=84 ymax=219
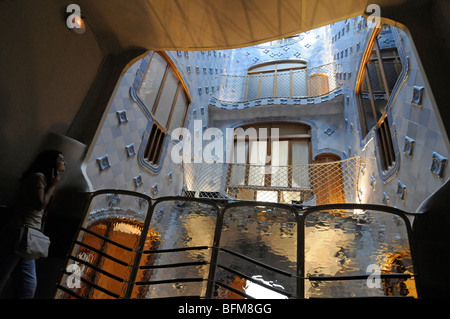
xmin=55 ymin=195 xmax=419 ymax=299
xmin=55 ymin=190 xmax=152 ymax=299
xmin=302 ymin=206 xmax=417 ymax=298
xmin=213 ymin=203 xmax=299 ymax=299
xmin=130 ymin=198 xmax=219 ymax=299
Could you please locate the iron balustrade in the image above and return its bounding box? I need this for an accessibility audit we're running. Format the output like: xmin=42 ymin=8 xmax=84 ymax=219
xmin=183 ymin=156 xmax=362 ymax=205
xmin=55 ymin=190 xmax=422 ymax=299
xmin=212 ymin=62 xmax=344 ymax=104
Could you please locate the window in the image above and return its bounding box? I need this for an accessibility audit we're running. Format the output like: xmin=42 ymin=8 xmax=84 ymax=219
xmin=245 ymin=61 xmax=307 ymax=100
xmin=313 ymin=154 xmax=345 ymax=205
xmin=144 ymin=123 xmax=166 ymax=165
xmin=136 ymin=52 xmax=190 ymax=171
xmin=226 ymin=122 xmax=312 ymax=203
xmin=376 ymin=116 xmax=395 ymax=171
xmin=356 ymin=24 xmax=402 ymax=178
xmin=357 ymin=25 xmax=402 ymax=137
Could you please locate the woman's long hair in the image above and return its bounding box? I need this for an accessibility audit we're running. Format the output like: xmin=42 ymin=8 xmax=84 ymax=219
xmin=21 ymin=149 xmax=62 ymax=188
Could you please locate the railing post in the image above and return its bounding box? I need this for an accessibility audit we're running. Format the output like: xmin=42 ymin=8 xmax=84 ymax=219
xmin=123 ymin=197 xmax=154 ymax=299
xmin=297 ymin=211 xmax=305 ymax=299
xmin=205 ymin=204 xmax=223 ymax=299
xmin=244 ymin=75 xmax=249 ymax=101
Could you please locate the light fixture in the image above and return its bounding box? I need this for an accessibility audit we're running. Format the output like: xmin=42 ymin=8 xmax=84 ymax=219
xmin=72 ymin=15 xmax=86 ymax=34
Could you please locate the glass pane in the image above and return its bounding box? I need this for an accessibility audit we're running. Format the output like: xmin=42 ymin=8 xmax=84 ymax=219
xmin=291 ymin=140 xmax=310 ymax=188
xmin=216 ymin=205 xmax=297 ymax=299
xmin=248 ymin=141 xmax=267 ymax=186
xmin=168 ymin=88 xmax=188 ymax=133
xmin=249 ymin=140 xmax=267 ymax=165
xmin=232 ymin=139 xmax=248 ymax=165
xmin=246 ymin=74 xmax=260 ymax=100
xmin=304 ymin=208 xmax=417 ymax=298
xmin=277 ymin=71 xmax=291 ymax=97
xmin=55 ymin=192 xmax=151 ymax=299
xmin=360 ymin=94 xmax=376 ymax=132
xmin=280 ymin=191 xmax=301 ymax=204
xmin=154 ymin=70 xmax=178 ymax=128
xmin=138 ymin=53 xmax=167 ymax=109
xmin=260 ymin=73 xmax=274 ymax=98
xmin=276 ymin=62 xmax=306 ymax=70
xmin=132 ymin=200 xmax=218 ymax=299
xmin=367 ymin=59 xmax=384 ymax=93
xmin=360 ymin=90 xmax=385 ymax=130
xmin=381 ymin=56 xmax=402 ymax=93
xmin=229 ymin=140 xmax=248 ymax=186
xmin=277 ymin=123 xmax=309 ymax=135
xmin=256 ymin=191 xmax=278 ymax=202
xmin=292 ymin=69 xmax=307 ymax=97
xmin=250 ymin=64 xmax=277 ymax=73
xmin=271 ymin=140 xmax=289 ymax=187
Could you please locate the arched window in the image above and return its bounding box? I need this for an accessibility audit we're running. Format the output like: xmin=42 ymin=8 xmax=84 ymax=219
xmin=356 ymin=25 xmax=402 ymax=138
xmin=245 ymin=61 xmax=308 ymax=100
xmin=135 ymin=52 xmax=190 ymax=172
xmin=356 ymin=24 xmax=402 ymax=181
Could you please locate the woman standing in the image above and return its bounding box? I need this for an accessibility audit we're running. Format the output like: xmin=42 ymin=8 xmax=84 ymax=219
xmin=0 ymin=150 xmax=66 ymax=298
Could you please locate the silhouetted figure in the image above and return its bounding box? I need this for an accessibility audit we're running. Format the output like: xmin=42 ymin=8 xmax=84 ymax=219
xmin=0 ymin=150 xmax=66 ymax=298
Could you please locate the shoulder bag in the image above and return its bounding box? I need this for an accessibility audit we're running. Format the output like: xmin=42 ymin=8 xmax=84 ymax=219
xmin=14 ymin=226 xmax=51 ymax=260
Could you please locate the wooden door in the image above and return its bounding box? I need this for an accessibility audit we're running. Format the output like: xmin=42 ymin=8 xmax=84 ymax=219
xmin=313 ymin=154 xmax=346 ymax=205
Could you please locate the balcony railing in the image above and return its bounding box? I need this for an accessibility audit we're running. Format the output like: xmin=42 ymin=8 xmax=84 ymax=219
xmin=212 ymin=62 xmax=343 ymax=104
xmin=182 ymin=156 xmax=361 ymax=206
xmin=54 ymin=191 xmax=421 ymax=299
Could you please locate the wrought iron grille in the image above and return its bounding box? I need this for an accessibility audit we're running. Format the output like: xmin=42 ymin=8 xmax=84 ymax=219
xmin=213 ymin=62 xmax=343 ymax=104
xmin=55 ymin=191 xmax=421 ymax=299
xmin=182 ymin=156 xmax=361 ymax=205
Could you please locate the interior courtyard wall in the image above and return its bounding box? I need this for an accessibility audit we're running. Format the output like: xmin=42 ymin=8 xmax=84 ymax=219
xmin=83 ymin=50 xmax=229 ymax=196
xmin=83 ymin=16 xmax=450 ymax=213
xmin=337 ymin=21 xmax=450 ymax=212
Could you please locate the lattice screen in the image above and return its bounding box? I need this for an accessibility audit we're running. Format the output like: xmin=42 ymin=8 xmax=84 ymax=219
xmin=214 ymin=62 xmax=342 ymax=103
xmin=183 ymin=156 xmax=361 ymax=205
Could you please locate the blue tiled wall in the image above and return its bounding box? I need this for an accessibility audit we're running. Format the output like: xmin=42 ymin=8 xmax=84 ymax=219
xmin=84 ymin=16 xmax=449 ymax=212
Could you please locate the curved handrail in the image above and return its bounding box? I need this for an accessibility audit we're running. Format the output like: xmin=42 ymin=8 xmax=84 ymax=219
xmin=55 ymin=192 xmax=423 ymax=299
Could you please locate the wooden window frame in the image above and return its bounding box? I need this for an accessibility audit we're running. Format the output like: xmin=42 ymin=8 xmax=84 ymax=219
xmin=244 ymin=60 xmax=307 ymax=100
xmin=376 ymin=115 xmax=396 ymax=171
xmin=356 ymin=27 xmax=401 ymax=136
xmin=356 ymin=25 xmax=402 ymax=181
xmin=143 ymin=122 xmax=166 ymax=166
xmin=147 ymin=53 xmax=190 ymax=132
xmin=136 ymin=52 xmax=191 ymax=173
xmin=226 ymin=122 xmax=312 ymax=203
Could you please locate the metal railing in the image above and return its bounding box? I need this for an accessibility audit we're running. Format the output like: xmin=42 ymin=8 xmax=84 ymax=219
xmin=183 ymin=156 xmax=361 ymax=205
xmin=213 ymin=63 xmax=343 ymax=104
xmin=54 ymin=191 xmax=421 ymax=299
